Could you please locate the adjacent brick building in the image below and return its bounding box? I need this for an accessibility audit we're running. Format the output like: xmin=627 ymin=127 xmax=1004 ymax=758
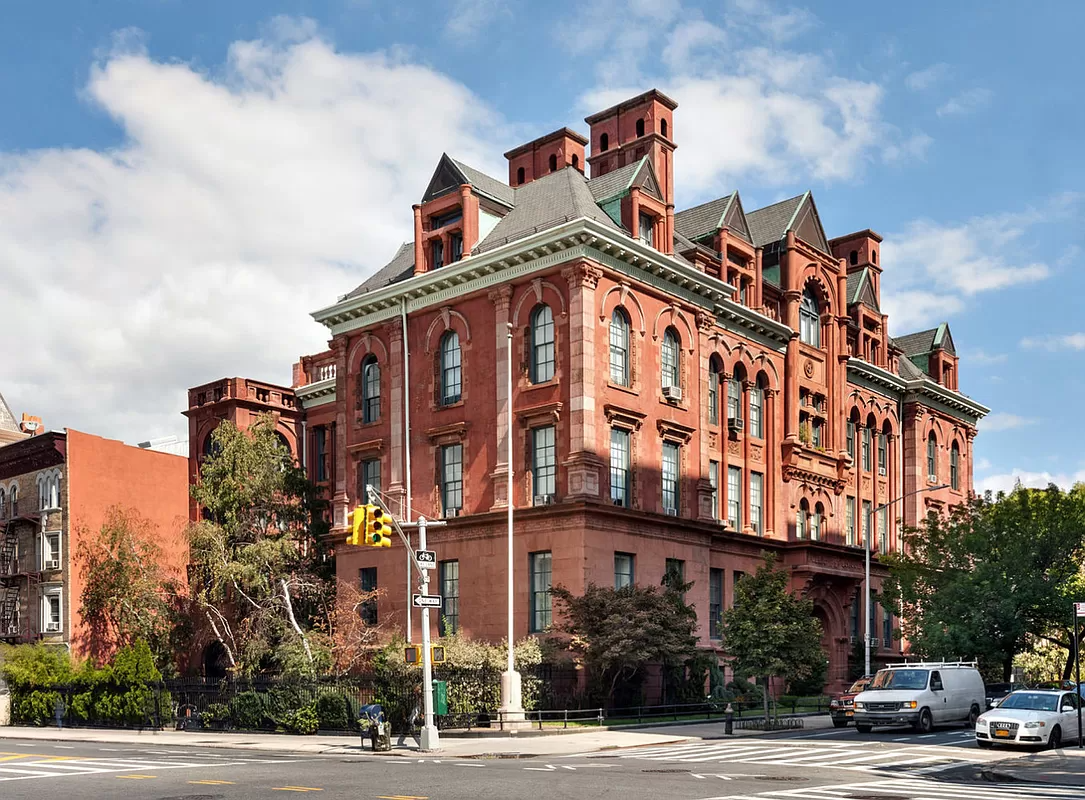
xmin=0 ymin=428 xmax=189 ymax=659
xmin=188 ymin=89 xmax=988 ymax=689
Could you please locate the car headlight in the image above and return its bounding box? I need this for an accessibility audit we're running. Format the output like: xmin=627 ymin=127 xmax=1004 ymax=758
xmin=831 ymin=700 xmax=840 ymax=708
xmin=903 ymin=701 xmax=918 ymax=709
xmin=976 ymin=716 xmax=988 ymax=727
xmin=1024 ymin=721 xmax=1046 ymax=729
xmin=854 ymin=702 xmax=865 ymax=710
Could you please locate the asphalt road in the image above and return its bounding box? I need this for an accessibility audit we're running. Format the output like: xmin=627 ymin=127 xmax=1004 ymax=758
xmin=0 ymin=725 xmax=1075 ymax=800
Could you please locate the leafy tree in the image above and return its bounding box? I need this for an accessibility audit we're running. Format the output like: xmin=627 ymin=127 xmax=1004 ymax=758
xmin=882 ymin=485 xmax=1085 ymax=681
xmin=188 ymin=414 xmax=333 ymax=676
xmin=76 ymin=506 xmax=186 ymax=674
xmin=719 ymin=553 xmax=825 ymax=720
xmin=550 ymin=582 xmax=699 ymax=706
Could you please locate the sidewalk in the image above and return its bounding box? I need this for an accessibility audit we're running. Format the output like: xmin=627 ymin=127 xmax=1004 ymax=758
xmin=0 ymin=715 xmax=827 ymax=758
xmin=983 ymin=747 xmax=1085 ymax=787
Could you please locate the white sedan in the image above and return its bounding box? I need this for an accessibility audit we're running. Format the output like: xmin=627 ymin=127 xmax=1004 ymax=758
xmin=975 ymin=689 xmax=1083 ymax=749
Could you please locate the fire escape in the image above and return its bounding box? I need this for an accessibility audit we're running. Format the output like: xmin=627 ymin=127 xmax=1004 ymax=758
xmin=0 ymin=506 xmax=42 ymax=643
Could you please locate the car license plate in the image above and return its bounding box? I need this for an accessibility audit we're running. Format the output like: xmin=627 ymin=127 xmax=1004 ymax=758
xmin=846 ymin=711 xmax=853 ymax=717
xmin=995 ymin=729 xmax=1010 ymax=738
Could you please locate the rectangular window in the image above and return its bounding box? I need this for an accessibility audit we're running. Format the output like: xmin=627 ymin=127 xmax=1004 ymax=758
xmin=638 ymin=212 xmax=654 ymax=246
xmin=441 ymin=444 xmax=463 ymax=517
xmin=529 ymin=551 xmax=552 ymax=632
xmin=708 ymin=461 xmax=719 ymax=521
xmin=438 ymin=560 xmax=459 ymax=635
xmin=878 ymin=433 xmax=887 ymax=474
xmin=532 ymin=426 xmax=557 ymax=502
xmin=862 ymin=500 xmax=872 ymax=549
xmin=360 ymin=458 xmax=381 ymax=501
xmin=749 ymin=387 xmax=762 ymax=438
xmin=431 ymin=240 xmax=444 ymax=270
xmin=882 ymin=606 xmax=892 ymax=648
xmin=42 ymin=532 xmax=60 ymax=570
xmin=42 ymin=588 xmax=62 ymax=633
xmin=846 ymin=496 xmax=856 ymax=546
xmin=861 ymin=427 xmax=871 ymax=471
xmin=609 ymin=428 xmax=631 ymax=507
xmin=661 ymin=442 xmax=679 ymax=515
xmin=812 ymin=419 xmax=822 ymax=448
xmin=708 ymin=372 xmax=719 ymax=426
xmin=664 ymin=558 xmax=685 ymax=595
xmin=709 ymin=568 xmax=724 ymax=639
xmin=314 ymin=427 xmax=328 ymax=483
xmin=614 ymin=552 xmax=635 ymax=589
xmin=727 ymin=379 xmax=741 ymax=422
xmin=727 ymin=466 xmax=741 ymax=529
xmin=449 ymin=232 xmax=463 ymax=263
xmin=431 ymin=209 xmax=463 ymax=229
xmin=750 ymin=472 xmax=763 ymax=535
xmin=359 ymin=567 xmax=377 ymax=625
xmin=878 ymin=506 xmax=888 ymax=554
xmin=846 ymin=420 xmax=855 ymax=460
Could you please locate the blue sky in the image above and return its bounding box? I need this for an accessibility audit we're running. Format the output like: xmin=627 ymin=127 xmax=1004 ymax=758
xmin=0 ymin=0 xmax=1082 ymax=492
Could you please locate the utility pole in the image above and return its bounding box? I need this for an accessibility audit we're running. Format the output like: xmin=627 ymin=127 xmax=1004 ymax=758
xmin=417 ymin=516 xmax=438 ymax=751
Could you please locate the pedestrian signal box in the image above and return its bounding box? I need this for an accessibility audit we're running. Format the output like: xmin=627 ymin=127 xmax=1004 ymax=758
xmin=404 ymin=644 xmax=421 ymax=665
xmin=431 ymin=645 xmax=446 ymax=664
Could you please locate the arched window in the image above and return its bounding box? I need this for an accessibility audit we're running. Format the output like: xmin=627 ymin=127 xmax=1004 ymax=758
xmin=812 ymin=502 xmax=824 ymax=541
xmin=800 ymin=286 xmax=820 ymax=347
xmin=202 ymin=430 xmax=221 ymax=462
xmin=440 ymin=331 xmax=462 ymax=405
xmin=0 ymin=487 xmax=6 ymax=519
xmin=9 ymin=485 xmax=17 ymax=516
xmin=661 ymin=118 xmax=668 ymax=138
xmin=872 ymin=249 xmax=877 ymax=265
xmin=530 ymin=304 xmax=555 ymax=383
xmin=846 ymin=409 xmax=859 ymax=460
xmin=275 ymin=432 xmax=293 ymax=471
xmin=516 ymin=166 xmax=525 ymax=185
xmin=927 ymin=432 xmax=938 ymax=481
xmin=849 ymin=250 xmax=858 ymax=266
xmin=727 ymin=369 xmax=743 ymax=424
xmin=48 ymin=473 xmax=60 ymax=510
xmin=37 ymin=475 xmax=46 ymax=511
xmin=797 ymin=500 xmax=808 ymax=540
xmin=600 ymin=132 xmax=609 ymax=152
xmin=636 ymin=118 xmax=645 ymax=137
xmin=707 ymin=358 xmax=722 ymax=426
xmin=361 ymin=355 xmax=381 ymax=423
xmin=950 ymin=441 xmax=960 ymax=490
xmin=609 ymin=308 xmax=630 ymax=386
xmin=661 ymin=328 xmax=680 ymax=390
xmin=548 ymin=153 xmax=558 ymax=172
xmin=571 ymin=154 xmax=579 ymax=170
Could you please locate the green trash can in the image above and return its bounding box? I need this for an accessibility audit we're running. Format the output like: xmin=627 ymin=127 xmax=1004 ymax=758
xmin=432 ymin=680 xmax=448 ymax=716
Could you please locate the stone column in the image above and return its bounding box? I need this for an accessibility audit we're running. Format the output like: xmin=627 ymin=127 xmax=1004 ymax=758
xmin=764 ymin=387 xmax=777 ymax=537
xmin=562 ymin=262 xmax=604 ymax=500
xmin=331 ymin=335 xmax=350 ymax=529
xmin=781 ymin=233 xmax=800 ymax=444
xmin=696 ymin=313 xmax=715 ymax=522
xmin=384 ymin=319 xmax=406 ymax=518
xmin=489 ymin=285 xmax=513 ymax=510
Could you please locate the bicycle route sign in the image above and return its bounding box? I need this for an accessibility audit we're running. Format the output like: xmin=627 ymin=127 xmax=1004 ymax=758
xmin=415 ymin=550 xmax=437 ymax=569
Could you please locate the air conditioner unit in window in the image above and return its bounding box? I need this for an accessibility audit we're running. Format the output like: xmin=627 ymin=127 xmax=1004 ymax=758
xmin=665 ymin=507 xmax=678 ymax=517
xmin=662 ymin=385 xmax=682 ymax=402
xmin=444 ymin=508 xmax=460 ymax=518
xmin=728 ymin=417 xmax=744 ymax=432
xmin=44 ymin=560 xmax=59 ymax=571
xmin=533 ymin=494 xmax=556 ymax=507
xmin=849 ymin=636 xmax=857 ymax=645
xmin=869 ymin=638 xmax=880 ymax=649
xmin=878 ymin=467 xmax=887 ymax=476
xmin=45 ymin=622 xmax=60 ymax=632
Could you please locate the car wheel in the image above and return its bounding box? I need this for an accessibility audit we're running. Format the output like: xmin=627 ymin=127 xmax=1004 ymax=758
xmin=1049 ymin=725 xmax=1062 ymax=750
xmin=833 ymin=719 xmax=849 ymax=728
xmin=967 ymin=705 xmax=980 ymax=726
xmin=977 ymin=740 xmax=994 ymax=749
xmin=856 ymin=724 xmax=873 ymax=734
xmin=912 ymin=708 xmax=933 ymax=734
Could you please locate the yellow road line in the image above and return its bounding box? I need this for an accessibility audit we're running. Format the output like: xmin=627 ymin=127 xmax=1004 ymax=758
xmin=0 ymin=752 xmax=78 ymax=762
xmin=377 ymin=795 xmax=430 ymax=799
xmin=272 ymin=787 xmax=324 ymax=793
xmin=189 ymin=779 xmax=237 ymax=785
xmin=116 ymin=774 xmax=157 ymax=779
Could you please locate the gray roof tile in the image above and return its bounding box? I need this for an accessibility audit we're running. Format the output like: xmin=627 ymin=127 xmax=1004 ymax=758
xmin=893 ymin=329 xmax=939 ymax=357
xmin=897 ymin=355 xmax=926 ymax=381
xmin=746 ymin=194 xmax=806 ymax=248
xmin=344 ymin=242 xmax=414 ymax=299
xmin=451 ymin=158 xmax=515 ymax=207
xmin=586 ymin=158 xmax=654 ymax=203
xmin=846 ymin=268 xmax=879 ymax=311
xmin=674 ymin=194 xmax=735 ymax=241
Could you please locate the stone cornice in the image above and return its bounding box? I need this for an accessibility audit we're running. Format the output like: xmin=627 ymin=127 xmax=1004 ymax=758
xmin=846 ymin=358 xmax=906 ymax=397
xmin=295 ymin=378 xmax=336 ymax=409
xmin=903 ymin=381 xmax=989 ymax=424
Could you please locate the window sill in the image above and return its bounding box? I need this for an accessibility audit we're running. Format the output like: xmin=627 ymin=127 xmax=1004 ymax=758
xmin=606 ymin=381 xmax=638 ymax=397
xmin=523 ymin=378 xmax=558 ymax=392
xmin=436 ymin=400 xmax=465 ymax=411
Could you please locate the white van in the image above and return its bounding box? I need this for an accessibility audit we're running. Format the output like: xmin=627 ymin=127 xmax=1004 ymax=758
xmin=852 ymin=661 xmax=985 ymax=733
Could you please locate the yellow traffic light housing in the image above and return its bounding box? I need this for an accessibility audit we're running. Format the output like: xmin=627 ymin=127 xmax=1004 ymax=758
xmin=431 ymin=645 xmax=446 ymax=664
xmin=345 ymin=506 xmax=366 ymax=546
xmin=365 ymin=505 xmax=391 ymax=547
xmin=404 ymin=644 xmax=421 ymax=665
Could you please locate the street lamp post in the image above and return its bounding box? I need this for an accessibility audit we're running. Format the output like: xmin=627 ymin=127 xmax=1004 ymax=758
xmin=500 ymin=322 xmax=523 ymax=723
xmin=864 ymin=484 xmax=948 ymax=676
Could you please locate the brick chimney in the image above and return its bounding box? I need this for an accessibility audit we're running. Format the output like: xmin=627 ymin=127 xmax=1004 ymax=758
xmin=585 ymin=89 xmax=677 ymax=206
xmin=505 ymin=128 xmax=588 ymax=187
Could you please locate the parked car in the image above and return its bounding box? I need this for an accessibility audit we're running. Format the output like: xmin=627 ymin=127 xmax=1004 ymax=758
xmin=830 ymin=677 xmax=872 ymax=728
xmin=985 ymin=683 xmax=1015 ymax=709
xmin=853 ymin=661 xmax=985 ymax=734
xmin=976 ymin=689 xmax=1083 ymax=749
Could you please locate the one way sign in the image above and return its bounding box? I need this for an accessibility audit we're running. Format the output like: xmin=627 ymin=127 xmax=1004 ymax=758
xmin=413 ymin=594 xmax=442 ymax=608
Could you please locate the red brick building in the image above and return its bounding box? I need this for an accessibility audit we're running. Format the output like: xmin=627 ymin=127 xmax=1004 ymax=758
xmin=188 ymin=89 xmax=988 ymax=689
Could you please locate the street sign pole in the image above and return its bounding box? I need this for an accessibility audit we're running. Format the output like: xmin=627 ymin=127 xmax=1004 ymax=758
xmin=1075 ymin=602 xmax=1083 ymax=748
xmin=418 ymin=515 xmax=439 ymax=751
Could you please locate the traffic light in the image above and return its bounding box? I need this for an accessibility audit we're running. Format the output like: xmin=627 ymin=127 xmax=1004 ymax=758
xmin=365 ymin=505 xmax=391 ymax=547
xmin=431 ymin=645 xmax=446 ymax=664
xmin=345 ymin=506 xmax=366 ymax=546
xmin=404 ymin=644 xmax=421 ymax=665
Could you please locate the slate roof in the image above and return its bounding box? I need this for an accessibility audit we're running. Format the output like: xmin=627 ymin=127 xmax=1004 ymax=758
xmin=343 ymin=242 xmax=415 ymax=300
xmin=846 ymin=268 xmax=879 ymax=312
xmin=585 ymin=157 xmax=661 ymax=204
xmin=674 ymin=194 xmax=737 ymax=241
xmin=0 ymin=392 xmax=19 ymax=433
xmin=475 ymin=166 xmax=622 ymax=254
xmin=897 ymin=356 xmax=927 ymax=381
xmin=893 ymin=329 xmax=939 ymax=357
xmin=746 ymin=194 xmax=806 ymax=248
xmin=450 ymin=158 xmax=516 ymax=207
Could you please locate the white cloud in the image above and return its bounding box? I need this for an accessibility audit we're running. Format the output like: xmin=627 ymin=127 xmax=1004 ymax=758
xmin=968 ymin=350 xmax=1008 ymax=365
xmin=1020 ymin=333 xmax=1085 ymax=351
xmin=445 ymin=0 xmax=510 ymax=38
xmin=880 ymin=197 xmax=1078 ymax=329
xmin=977 ymin=469 xmax=1085 ymax=494
xmin=0 ymin=22 xmax=509 ymax=443
xmin=567 ymin=1 xmax=923 ymax=196
xmin=937 ymin=87 xmax=994 ymax=117
xmin=977 ymin=413 xmax=1036 ymax=433
xmin=974 ymin=457 xmax=992 ymax=472
xmin=904 ymin=63 xmax=950 ymax=91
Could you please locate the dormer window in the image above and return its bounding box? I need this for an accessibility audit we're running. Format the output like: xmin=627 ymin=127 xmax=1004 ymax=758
xmin=661 ymin=119 xmax=668 ymax=138
xmin=849 ymin=250 xmax=858 ymax=266
xmin=431 ymin=240 xmax=444 ymax=270
xmin=548 ymin=153 xmax=558 ymax=172
xmin=636 ymin=118 xmax=645 ymax=137
xmin=431 ymin=209 xmax=463 ymax=230
xmin=450 ymin=232 xmax=463 ymax=264
xmin=600 ymin=133 xmax=609 ymax=152
xmin=516 ymin=167 xmax=525 ymax=185
xmin=638 ymin=212 xmax=654 ymax=246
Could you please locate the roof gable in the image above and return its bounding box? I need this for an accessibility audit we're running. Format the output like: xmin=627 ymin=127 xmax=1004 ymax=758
xmin=421 ymin=154 xmax=467 ymax=203
xmin=0 ymin=392 xmax=18 ymax=433
xmin=934 ymin=322 xmax=957 ymax=356
xmin=846 ymin=268 xmax=880 ymax=312
xmin=421 ymin=154 xmax=515 ymax=208
xmin=723 ymin=192 xmax=752 ymax=244
xmin=586 ymin=157 xmax=660 ymax=204
xmin=746 ymin=191 xmax=829 ymax=254
xmin=790 ymin=192 xmax=830 ymax=253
